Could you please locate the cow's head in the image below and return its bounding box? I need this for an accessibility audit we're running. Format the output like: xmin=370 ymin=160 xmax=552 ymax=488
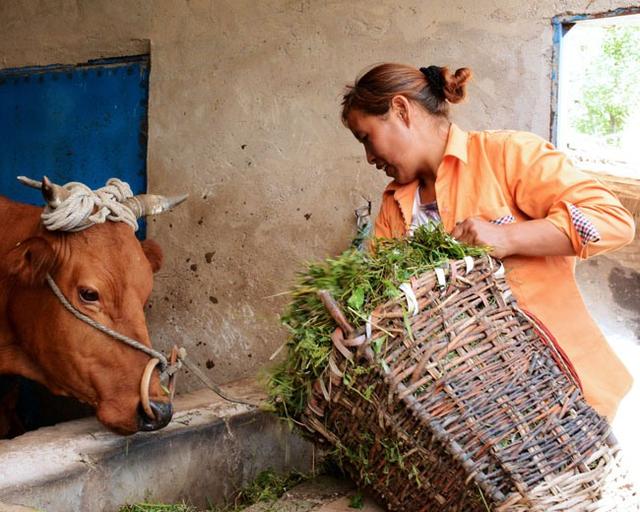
xmin=5 ymin=178 xmax=186 ymax=434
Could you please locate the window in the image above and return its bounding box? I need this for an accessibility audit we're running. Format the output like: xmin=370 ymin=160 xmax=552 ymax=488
xmin=552 ymin=10 xmax=640 ymax=178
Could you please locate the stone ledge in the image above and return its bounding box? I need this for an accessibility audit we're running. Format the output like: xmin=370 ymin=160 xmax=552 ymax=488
xmin=0 ymin=379 xmax=314 ymax=512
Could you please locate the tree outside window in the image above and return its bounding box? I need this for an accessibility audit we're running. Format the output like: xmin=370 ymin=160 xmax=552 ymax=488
xmin=556 ymin=14 xmax=640 ymax=178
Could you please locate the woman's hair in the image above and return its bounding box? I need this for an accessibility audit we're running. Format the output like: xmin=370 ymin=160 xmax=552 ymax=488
xmin=341 ymin=63 xmax=472 ymax=123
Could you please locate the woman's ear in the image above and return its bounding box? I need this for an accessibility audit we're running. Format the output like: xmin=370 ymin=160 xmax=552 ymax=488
xmin=390 ymin=95 xmax=411 ymax=126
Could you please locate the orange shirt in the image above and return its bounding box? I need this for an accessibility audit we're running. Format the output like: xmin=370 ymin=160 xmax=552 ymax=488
xmin=375 ymin=124 xmax=635 ymax=421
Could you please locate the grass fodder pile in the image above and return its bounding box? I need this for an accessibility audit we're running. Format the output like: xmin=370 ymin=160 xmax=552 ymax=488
xmin=267 ymin=223 xmax=487 ymax=422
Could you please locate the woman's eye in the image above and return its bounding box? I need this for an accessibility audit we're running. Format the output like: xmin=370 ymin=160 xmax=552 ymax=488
xmin=79 ymin=288 xmax=100 ymax=303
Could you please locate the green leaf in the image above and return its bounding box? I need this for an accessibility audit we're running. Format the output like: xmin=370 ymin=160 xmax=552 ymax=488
xmin=349 ymin=492 xmax=365 ymax=509
xmin=347 ymin=286 xmax=365 ymax=311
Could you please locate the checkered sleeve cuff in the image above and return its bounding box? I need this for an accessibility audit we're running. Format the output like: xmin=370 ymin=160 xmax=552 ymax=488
xmin=568 ymin=204 xmax=600 ymax=245
xmin=490 ymin=215 xmax=516 ymax=225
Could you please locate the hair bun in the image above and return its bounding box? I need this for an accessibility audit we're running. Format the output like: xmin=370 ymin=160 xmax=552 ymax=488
xmin=419 ymin=66 xmax=446 ymax=100
xmin=341 ymin=62 xmax=472 ymax=122
xmin=442 ymin=67 xmax=473 ymax=104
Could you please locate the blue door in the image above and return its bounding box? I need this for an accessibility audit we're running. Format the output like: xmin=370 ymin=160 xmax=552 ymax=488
xmin=0 ymin=55 xmax=149 ymax=208
xmin=0 ymin=56 xmax=151 ymax=436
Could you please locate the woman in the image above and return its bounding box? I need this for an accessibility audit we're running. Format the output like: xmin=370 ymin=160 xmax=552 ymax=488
xmin=341 ymin=63 xmax=635 ymax=421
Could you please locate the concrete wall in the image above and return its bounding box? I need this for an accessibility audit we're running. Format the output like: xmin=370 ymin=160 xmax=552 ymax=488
xmin=0 ymin=0 xmax=637 ymax=390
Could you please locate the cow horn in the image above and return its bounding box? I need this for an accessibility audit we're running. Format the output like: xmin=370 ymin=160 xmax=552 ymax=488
xmin=123 ymin=194 xmax=188 ymax=218
xmin=17 ymin=175 xmax=70 ymax=209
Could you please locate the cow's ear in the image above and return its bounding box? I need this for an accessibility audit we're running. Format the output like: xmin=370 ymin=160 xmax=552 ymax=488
xmin=6 ymin=237 xmax=58 ymax=286
xmin=141 ymin=239 xmax=163 ymax=273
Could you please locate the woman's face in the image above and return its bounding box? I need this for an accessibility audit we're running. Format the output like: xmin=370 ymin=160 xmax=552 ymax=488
xmin=346 ymin=107 xmax=418 ymax=184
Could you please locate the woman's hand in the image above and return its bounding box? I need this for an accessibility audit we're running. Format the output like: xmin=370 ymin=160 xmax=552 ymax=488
xmin=451 ymin=217 xmax=513 ymax=258
xmin=451 ymin=217 xmax=576 ymax=259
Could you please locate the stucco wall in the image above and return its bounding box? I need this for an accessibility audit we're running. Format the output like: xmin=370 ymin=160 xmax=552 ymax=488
xmin=1 ymin=0 xmax=636 ymax=391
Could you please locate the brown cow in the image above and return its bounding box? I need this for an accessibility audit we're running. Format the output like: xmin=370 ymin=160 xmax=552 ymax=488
xmin=0 ymin=178 xmax=185 ymax=435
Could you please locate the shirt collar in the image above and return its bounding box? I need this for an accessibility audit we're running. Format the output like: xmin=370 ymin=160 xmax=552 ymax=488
xmin=443 ymin=123 xmax=468 ymax=164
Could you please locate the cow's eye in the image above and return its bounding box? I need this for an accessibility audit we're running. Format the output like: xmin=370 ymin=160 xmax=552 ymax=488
xmin=79 ymin=288 xmax=100 ymax=303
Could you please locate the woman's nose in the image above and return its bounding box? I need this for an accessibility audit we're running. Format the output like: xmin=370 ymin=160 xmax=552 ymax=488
xmin=365 ymin=147 xmax=375 ymax=165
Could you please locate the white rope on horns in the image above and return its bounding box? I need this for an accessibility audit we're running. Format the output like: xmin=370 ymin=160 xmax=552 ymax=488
xmin=41 ymin=179 xmax=139 ymax=232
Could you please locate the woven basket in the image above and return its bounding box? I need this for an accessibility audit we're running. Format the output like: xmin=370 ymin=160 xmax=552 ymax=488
xmin=303 ymin=255 xmax=638 ymax=511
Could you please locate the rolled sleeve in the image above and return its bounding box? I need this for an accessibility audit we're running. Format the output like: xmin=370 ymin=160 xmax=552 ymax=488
xmin=504 ymin=132 xmax=635 ymax=259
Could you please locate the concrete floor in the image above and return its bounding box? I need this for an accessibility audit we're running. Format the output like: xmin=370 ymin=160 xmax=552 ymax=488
xmin=576 ymin=252 xmax=640 ymax=488
xmin=241 ymin=475 xmax=383 ymax=512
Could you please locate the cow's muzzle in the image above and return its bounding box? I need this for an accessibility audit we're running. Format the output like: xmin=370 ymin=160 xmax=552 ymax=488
xmin=138 ymin=353 xmax=178 ymax=432
xmin=138 ymin=400 xmax=173 ymax=431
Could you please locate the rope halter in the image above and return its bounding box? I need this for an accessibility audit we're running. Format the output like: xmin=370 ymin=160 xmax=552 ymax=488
xmin=17 ymin=176 xmax=256 ymax=412
xmin=47 ymin=273 xmax=257 ymax=411
xmin=15 ymin=175 xmax=190 ymax=419
xmin=45 ymin=274 xmax=185 ymax=417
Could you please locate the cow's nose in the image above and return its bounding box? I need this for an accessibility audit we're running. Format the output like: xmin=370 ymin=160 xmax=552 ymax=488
xmin=137 ymin=399 xmax=173 ymax=431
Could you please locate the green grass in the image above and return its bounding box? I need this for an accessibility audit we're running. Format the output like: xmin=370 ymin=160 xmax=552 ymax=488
xmin=119 ymin=504 xmax=199 ymax=512
xmin=119 ymin=469 xmax=307 ymax=512
xmin=267 ymin=223 xmax=488 ymax=421
xmin=213 ymin=469 xmax=306 ymax=511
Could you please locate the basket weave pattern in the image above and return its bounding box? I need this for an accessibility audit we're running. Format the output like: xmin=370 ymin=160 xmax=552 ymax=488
xmin=304 ymin=256 xmax=636 ymax=511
